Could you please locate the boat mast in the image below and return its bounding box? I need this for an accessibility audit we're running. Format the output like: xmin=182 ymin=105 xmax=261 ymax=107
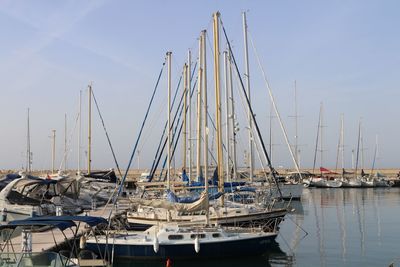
xmin=51 ymin=129 xmax=56 ymax=174
xmin=167 ymin=51 xmax=172 ymax=190
xmin=78 ymin=90 xmax=82 ymax=175
xmin=335 ymin=114 xmax=344 ymax=173
xmin=188 ymin=50 xmax=192 ymax=182
xmin=88 ymin=83 xmax=92 ymax=175
xmin=341 ymin=114 xmax=345 ymax=171
xmin=312 ymin=103 xmax=322 ymax=175
xmin=64 ymin=113 xmax=67 ymax=171
xmin=223 ymin=50 xmax=230 ymax=182
xmin=201 ymin=30 xmax=210 ymax=225
xmin=294 ymin=80 xmax=299 ymax=166
xmin=213 ymin=12 xmax=224 ymax=197
xmin=242 ymin=11 xmax=254 ymax=182
xmin=196 ymin=39 xmax=202 ymax=181
xmin=182 ymin=63 xmax=188 ymax=174
xmin=371 ymin=135 xmax=378 ymax=175
xmin=26 ymin=108 xmax=31 ymax=173
xmin=228 ymin=49 xmax=237 ymax=180
xmin=320 ymin=103 xmax=324 ymax=174
xmin=269 ymin=104 xmax=273 ymax=163
xmin=354 ymin=119 xmax=361 ymax=179
xmin=360 ymin=124 xmax=364 ymax=171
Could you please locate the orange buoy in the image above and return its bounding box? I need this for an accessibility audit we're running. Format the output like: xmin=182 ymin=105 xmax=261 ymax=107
xmin=166 ymin=257 xmax=172 ymax=267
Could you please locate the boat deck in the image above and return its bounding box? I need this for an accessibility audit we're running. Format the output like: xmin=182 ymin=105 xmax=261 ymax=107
xmin=1 ymin=199 xmax=130 ymax=253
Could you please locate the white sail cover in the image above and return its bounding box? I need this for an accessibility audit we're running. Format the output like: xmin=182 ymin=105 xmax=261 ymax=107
xmin=130 ymin=191 xmax=208 ymax=213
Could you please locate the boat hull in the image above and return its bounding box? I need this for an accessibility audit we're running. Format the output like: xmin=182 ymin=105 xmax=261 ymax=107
xmin=86 ymin=233 xmax=278 ymax=259
xmin=313 ymin=180 xmax=342 ymax=188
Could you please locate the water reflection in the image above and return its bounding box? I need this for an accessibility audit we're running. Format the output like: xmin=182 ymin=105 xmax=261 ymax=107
xmin=274 ymin=188 xmax=400 ymax=266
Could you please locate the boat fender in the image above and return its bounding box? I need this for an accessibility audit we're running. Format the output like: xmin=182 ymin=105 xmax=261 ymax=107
xmin=1 ymin=208 xmax=6 ymax=222
xmin=153 ymin=235 xmax=159 ymax=253
xmin=194 ymin=236 xmax=200 ymax=253
xmin=80 ymin=235 xmax=87 ymax=249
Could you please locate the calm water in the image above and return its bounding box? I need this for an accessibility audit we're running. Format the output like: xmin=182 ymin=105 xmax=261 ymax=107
xmin=115 ymin=188 xmax=400 ymax=267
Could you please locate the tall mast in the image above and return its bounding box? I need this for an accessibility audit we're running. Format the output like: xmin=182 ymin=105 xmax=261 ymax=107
xmin=371 ymin=135 xmax=378 ymax=175
xmin=294 ymin=80 xmax=299 ymax=166
xmin=312 ymin=103 xmax=322 ymax=175
xmin=182 ymin=63 xmax=188 ymax=173
xmin=88 ymin=83 xmax=92 ymax=175
xmin=320 ymin=102 xmax=324 ymax=172
xmin=335 ymin=116 xmax=341 ymax=172
xmin=354 ymin=119 xmax=361 ymax=179
xmin=223 ymin=50 xmax=230 ymax=182
xmin=213 ymin=12 xmax=224 ymax=196
xmin=26 ymin=108 xmax=31 ymax=173
xmin=242 ymin=11 xmax=253 ymax=181
xmin=167 ymin=51 xmax=172 ymax=190
xmin=228 ymin=49 xmax=237 ymax=179
xmin=360 ymin=124 xmax=364 ymax=170
xmin=196 ymin=39 xmax=203 ymax=181
xmin=341 ymin=114 xmax=345 ymax=170
xmin=187 ymin=50 xmax=192 ymax=182
xmin=51 ymin=129 xmax=56 ymax=174
xmin=64 ymin=113 xmax=67 ymax=171
xmin=78 ymin=90 xmax=82 ymax=175
xmin=269 ymin=104 xmax=273 ymax=163
xmin=201 ymin=30 xmax=209 ymax=225
xmin=201 ymin=30 xmax=208 ymax=188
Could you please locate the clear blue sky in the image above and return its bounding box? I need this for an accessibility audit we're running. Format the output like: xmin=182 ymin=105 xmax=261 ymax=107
xmin=0 ymin=0 xmax=399 ymax=171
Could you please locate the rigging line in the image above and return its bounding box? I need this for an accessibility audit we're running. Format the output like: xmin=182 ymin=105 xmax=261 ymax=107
xmin=159 ymin=72 xmax=199 ymax=181
xmin=149 ymin=61 xmax=198 ymax=175
xmin=58 ymin=112 xmax=80 ymax=171
xmin=149 ymin=75 xmax=197 ymax=182
xmin=91 ymin=88 xmax=123 ymax=179
xmin=248 ymin=31 xmax=303 ymax=182
xmin=148 ymin=74 xmax=183 ymax=178
xmin=232 ymin=65 xmax=271 ymax=183
xmin=148 ymin=62 xmax=198 ymax=181
xmin=162 ymin=79 xmax=219 ymax=182
xmin=138 ymin=95 xmax=166 ymax=152
xmin=114 ymin=58 xmax=166 ymax=201
xmin=220 ymin=18 xmax=282 ymax=197
xmin=313 ymin=107 xmax=321 ymax=175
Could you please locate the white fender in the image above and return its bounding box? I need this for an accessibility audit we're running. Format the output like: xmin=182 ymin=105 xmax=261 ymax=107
xmin=194 ymin=236 xmax=200 ymax=253
xmin=80 ymin=235 xmax=86 ymax=249
xmin=153 ymin=235 xmax=159 ymax=253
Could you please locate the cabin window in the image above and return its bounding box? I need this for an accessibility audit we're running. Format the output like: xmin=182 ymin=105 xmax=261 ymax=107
xmin=190 ymin=234 xmax=206 ymax=239
xmin=168 ymin=235 xmax=184 ymax=240
xmin=235 ymin=211 xmax=241 ymax=214
xmin=212 ymin=233 xmax=220 ymax=238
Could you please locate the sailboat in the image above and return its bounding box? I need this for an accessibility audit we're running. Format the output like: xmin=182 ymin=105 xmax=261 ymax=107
xmin=308 ymin=103 xmax=342 ymax=188
xmin=87 ymin=13 xmax=282 ymax=260
xmin=86 ymin=223 xmax=277 ymax=259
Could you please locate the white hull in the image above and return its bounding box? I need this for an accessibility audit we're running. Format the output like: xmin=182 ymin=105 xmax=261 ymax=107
xmin=270 ymin=183 xmax=303 ymax=199
xmin=313 ymin=179 xmax=342 ymax=188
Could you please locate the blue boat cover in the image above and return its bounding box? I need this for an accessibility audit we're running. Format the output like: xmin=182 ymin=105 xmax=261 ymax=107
xmin=181 ymin=169 xmax=189 ymax=183
xmin=1 ymin=220 xmax=76 ymax=231
xmin=26 ymin=215 xmax=108 ymax=227
xmin=166 ymin=190 xmax=200 ymax=203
